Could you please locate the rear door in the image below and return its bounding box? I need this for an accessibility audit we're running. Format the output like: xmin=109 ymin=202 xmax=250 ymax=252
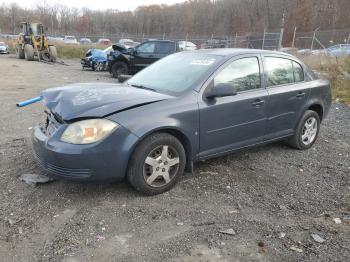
xmin=262 ymin=56 xmax=311 ymax=138
xmin=155 ymin=41 xmax=176 ymax=58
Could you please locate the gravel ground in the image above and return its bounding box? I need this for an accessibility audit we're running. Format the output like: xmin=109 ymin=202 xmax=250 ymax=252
xmin=0 ymin=54 xmax=349 ymax=262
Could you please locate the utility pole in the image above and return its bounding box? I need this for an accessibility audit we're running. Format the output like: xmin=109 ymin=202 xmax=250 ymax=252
xmin=278 ymin=28 xmax=284 ymax=50
xmin=292 ymin=27 xmax=297 ymax=48
xmin=234 ymin=32 xmax=237 ymax=48
xmin=311 ymin=28 xmax=319 ymax=50
xmin=262 ymin=29 xmax=266 ymax=50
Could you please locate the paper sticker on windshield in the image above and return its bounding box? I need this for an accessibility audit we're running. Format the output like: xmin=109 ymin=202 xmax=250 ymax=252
xmin=190 ymin=58 xmax=215 ymax=66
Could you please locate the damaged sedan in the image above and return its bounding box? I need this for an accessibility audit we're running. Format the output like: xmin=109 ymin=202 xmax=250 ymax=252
xmin=32 ymin=49 xmax=331 ymax=195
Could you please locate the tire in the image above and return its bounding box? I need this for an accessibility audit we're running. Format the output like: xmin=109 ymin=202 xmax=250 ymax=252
xmin=16 ymin=45 xmax=25 ymax=59
xmin=288 ymin=110 xmax=320 ymax=150
xmin=127 ymin=133 xmax=186 ymax=195
xmin=48 ymin=46 xmax=57 ymax=62
xmin=111 ymin=61 xmax=128 ymax=78
xmin=24 ymin=44 xmax=34 ymax=61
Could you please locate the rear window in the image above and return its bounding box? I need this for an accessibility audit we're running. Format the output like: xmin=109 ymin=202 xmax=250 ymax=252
xmin=293 ymin=61 xmax=304 ymax=82
xmin=265 ymin=57 xmax=294 ymax=86
xmin=156 ymin=42 xmax=175 ymax=54
xmin=265 ymin=57 xmax=305 ymax=86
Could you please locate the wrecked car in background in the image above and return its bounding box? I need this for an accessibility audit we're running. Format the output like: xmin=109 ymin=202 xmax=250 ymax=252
xmin=32 ymin=49 xmax=331 ymax=195
xmin=81 ymin=46 xmax=113 ymax=71
xmin=108 ymin=40 xmax=178 ymax=78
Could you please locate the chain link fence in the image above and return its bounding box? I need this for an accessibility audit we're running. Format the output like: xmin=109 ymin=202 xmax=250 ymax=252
xmin=0 ymin=29 xmax=284 ymax=50
xmin=293 ymin=28 xmax=350 ymax=50
xmin=2 ymin=27 xmax=349 ymax=51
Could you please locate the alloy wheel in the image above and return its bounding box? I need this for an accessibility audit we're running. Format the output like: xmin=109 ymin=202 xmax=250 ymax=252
xmin=143 ymin=145 xmax=180 ymax=187
xmin=301 ymin=116 xmax=318 ymax=145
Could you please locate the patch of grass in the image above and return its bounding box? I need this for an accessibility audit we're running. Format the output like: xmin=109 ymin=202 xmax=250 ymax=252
xmin=299 ymin=55 xmax=350 ymax=105
xmin=55 ymin=44 xmax=92 ymax=59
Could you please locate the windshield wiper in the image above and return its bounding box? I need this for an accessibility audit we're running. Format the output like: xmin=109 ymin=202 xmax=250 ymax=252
xmin=130 ymin=84 xmax=157 ymax=92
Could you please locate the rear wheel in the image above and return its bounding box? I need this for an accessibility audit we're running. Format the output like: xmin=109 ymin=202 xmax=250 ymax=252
xmin=288 ymin=110 xmax=320 ymax=150
xmin=111 ymin=61 xmax=128 ymax=78
xmin=16 ymin=45 xmax=25 ymax=59
xmin=24 ymin=44 xmax=34 ymax=61
xmin=48 ymin=46 xmax=57 ymax=62
xmin=127 ymin=133 xmax=186 ymax=195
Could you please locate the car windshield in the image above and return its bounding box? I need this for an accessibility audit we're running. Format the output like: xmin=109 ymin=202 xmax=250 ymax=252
xmin=128 ymin=52 xmax=222 ymax=95
xmin=0 ymin=42 xmax=5 ymax=46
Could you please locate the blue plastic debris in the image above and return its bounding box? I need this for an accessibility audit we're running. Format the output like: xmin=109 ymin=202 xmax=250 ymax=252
xmin=16 ymin=96 xmax=42 ymax=107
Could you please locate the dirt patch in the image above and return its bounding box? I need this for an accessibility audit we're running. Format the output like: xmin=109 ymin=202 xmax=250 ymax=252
xmin=0 ymin=55 xmax=349 ymax=261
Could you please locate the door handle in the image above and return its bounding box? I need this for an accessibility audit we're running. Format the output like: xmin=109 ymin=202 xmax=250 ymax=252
xmin=252 ymin=99 xmax=265 ymax=106
xmin=296 ymin=92 xmax=306 ymax=98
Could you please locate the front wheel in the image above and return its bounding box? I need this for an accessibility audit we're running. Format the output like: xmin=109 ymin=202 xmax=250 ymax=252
xmin=111 ymin=61 xmax=128 ymax=78
xmin=24 ymin=44 xmax=34 ymax=61
xmin=288 ymin=110 xmax=320 ymax=150
xmin=127 ymin=133 xmax=186 ymax=195
xmin=48 ymin=46 xmax=57 ymax=62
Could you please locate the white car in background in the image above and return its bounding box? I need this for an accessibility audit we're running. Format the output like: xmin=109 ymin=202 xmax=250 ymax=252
xmin=118 ymin=39 xmax=140 ymax=49
xmin=0 ymin=42 xmax=10 ymax=54
xmin=64 ymin=36 xmax=79 ymax=45
xmin=178 ymin=41 xmax=197 ymax=51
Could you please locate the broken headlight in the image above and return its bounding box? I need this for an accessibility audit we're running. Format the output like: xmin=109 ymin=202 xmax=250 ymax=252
xmin=61 ymin=119 xmax=118 ymax=144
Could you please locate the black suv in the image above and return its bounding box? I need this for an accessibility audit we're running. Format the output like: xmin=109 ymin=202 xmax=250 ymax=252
xmin=108 ymin=40 xmax=178 ymax=78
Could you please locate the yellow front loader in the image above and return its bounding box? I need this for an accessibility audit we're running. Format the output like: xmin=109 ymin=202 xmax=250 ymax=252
xmin=16 ymin=22 xmax=57 ymax=62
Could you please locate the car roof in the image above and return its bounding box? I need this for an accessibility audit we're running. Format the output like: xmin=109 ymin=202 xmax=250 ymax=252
xmin=145 ymin=39 xmax=175 ymax=43
xmin=188 ymin=48 xmax=294 ymax=58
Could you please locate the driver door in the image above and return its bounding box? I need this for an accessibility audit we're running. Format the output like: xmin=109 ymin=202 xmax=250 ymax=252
xmin=198 ymin=55 xmax=268 ymax=159
xmin=130 ymin=41 xmax=158 ymax=74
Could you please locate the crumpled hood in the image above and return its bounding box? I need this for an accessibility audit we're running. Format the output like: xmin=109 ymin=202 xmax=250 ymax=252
xmin=41 ymin=83 xmax=172 ymax=121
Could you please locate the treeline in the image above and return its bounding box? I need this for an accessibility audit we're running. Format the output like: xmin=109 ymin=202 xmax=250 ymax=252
xmin=1 ymin=0 xmax=349 ymax=41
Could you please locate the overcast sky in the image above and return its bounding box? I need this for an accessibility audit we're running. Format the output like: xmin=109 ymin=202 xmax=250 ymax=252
xmin=2 ymin=0 xmax=188 ymax=11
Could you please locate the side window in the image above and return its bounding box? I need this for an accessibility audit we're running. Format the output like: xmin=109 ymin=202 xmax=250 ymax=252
xmin=265 ymin=57 xmax=294 ymax=86
xmin=213 ymin=57 xmax=261 ymax=92
xmin=137 ymin=42 xmax=156 ymax=53
xmin=293 ymin=61 xmax=304 ymax=82
xmin=156 ymin=42 xmax=175 ymax=54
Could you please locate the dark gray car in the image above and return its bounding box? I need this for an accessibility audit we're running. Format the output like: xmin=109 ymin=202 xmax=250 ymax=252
xmin=32 ymin=49 xmax=331 ymax=195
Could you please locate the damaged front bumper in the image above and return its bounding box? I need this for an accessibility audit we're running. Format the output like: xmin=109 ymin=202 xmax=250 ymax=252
xmin=32 ymin=120 xmax=139 ymax=182
xmin=81 ymin=58 xmax=92 ymax=69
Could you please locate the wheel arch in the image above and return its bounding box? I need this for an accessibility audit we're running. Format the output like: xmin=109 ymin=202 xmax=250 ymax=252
xmin=110 ymin=54 xmax=130 ymax=67
xmin=308 ymin=103 xmax=324 ymax=122
xmin=127 ymin=127 xmax=193 ymax=174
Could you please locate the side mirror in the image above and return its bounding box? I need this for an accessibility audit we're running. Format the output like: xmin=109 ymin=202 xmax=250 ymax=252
xmin=205 ymin=82 xmax=237 ymax=99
